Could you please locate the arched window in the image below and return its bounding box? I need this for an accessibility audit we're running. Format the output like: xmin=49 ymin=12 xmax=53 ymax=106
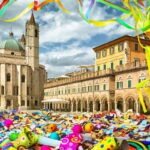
xmin=139 ymin=73 xmax=146 ymax=83
xmin=1 ymin=86 xmax=4 ymax=95
xmin=35 ymin=29 xmax=38 ymax=37
xmin=127 ymin=75 xmax=132 ymax=88
xmin=21 ymin=75 xmax=25 ymax=83
xmin=117 ymin=77 xmax=123 ymax=89
xmin=21 ymin=100 xmax=25 ymax=106
xmin=6 ymin=73 xmax=11 ymax=82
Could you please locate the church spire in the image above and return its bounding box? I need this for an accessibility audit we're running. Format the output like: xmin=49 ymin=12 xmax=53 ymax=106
xmin=28 ymin=11 xmax=36 ymax=25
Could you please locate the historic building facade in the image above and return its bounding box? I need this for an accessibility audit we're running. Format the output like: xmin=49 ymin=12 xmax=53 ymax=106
xmin=44 ymin=35 xmax=150 ymax=113
xmin=0 ymin=13 xmax=47 ymax=110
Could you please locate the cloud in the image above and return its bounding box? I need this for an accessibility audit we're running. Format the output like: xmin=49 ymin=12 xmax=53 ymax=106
xmin=40 ymin=43 xmax=95 ymax=78
xmin=0 ymin=0 xmax=138 ymax=78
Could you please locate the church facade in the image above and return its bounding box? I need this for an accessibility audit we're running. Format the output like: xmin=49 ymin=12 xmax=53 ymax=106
xmin=0 ymin=13 xmax=47 ymax=110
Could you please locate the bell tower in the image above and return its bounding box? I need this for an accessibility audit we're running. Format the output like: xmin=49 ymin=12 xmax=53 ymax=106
xmin=25 ymin=12 xmax=39 ymax=69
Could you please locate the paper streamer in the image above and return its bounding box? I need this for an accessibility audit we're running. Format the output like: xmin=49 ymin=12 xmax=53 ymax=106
xmin=79 ymin=0 xmax=150 ymax=113
xmin=3 ymin=0 xmax=70 ymax=22
xmin=0 ymin=0 xmax=15 ymax=17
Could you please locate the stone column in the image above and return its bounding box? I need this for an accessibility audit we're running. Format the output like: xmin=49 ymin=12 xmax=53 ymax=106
xmin=115 ymin=100 xmax=117 ymax=110
xmin=54 ymin=103 xmax=56 ymax=111
xmin=108 ymin=101 xmax=111 ymax=111
xmin=100 ymin=102 xmax=103 ymax=112
xmin=87 ymin=99 xmax=89 ymax=112
xmin=136 ymin=101 xmax=139 ymax=113
xmin=71 ymin=101 xmax=73 ymax=112
xmin=81 ymin=100 xmax=83 ymax=112
xmin=123 ymin=100 xmax=126 ymax=112
xmin=93 ymin=100 xmax=95 ymax=112
xmin=76 ymin=100 xmax=78 ymax=112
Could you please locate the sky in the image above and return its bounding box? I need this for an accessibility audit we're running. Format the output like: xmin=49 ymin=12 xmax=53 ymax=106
xmin=0 ymin=0 xmax=137 ymax=78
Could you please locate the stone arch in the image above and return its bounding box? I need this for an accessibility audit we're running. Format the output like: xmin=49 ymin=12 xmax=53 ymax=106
xmin=94 ymin=97 xmax=101 ymax=111
xmin=88 ymin=97 xmax=93 ymax=112
xmin=68 ymin=98 xmax=72 ymax=112
xmin=101 ymin=96 xmax=108 ymax=111
xmin=116 ymin=96 xmax=124 ymax=112
xmin=6 ymin=99 xmax=11 ymax=109
xmin=125 ymin=95 xmax=136 ymax=112
xmin=78 ymin=99 xmax=81 ymax=112
xmin=82 ymin=98 xmax=87 ymax=112
xmin=72 ymin=98 xmax=76 ymax=112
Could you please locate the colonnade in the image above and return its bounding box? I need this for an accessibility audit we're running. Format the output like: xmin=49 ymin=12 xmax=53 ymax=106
xmin=43 ymin=96 xmax=147 ymax=113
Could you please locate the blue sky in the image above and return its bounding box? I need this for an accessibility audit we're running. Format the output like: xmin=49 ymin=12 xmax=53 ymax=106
xmin=0 ymin=0 xmax=137 ymax=78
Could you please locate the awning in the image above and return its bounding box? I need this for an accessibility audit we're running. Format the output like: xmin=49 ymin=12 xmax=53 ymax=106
xmin=42 ymin=98 xmax=69 ymax=103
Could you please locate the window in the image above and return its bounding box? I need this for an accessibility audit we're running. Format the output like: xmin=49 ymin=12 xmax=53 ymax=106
xmin=21 ymin=100 xmax=25 ymax=106
xmin=35 ymin=100 xmax=38 ymax=106
xmin=82 ymin=87 xmax=86 ymax=93
xmin=35 ymin=29 xmax=38 ymax=37
xmin=139 ymin=74 xmax=146 ymax=83
xmin=97 ymin=66 xmax=100 ymax=71
xmin=110 ymin=47 xmax=114 ymax=55
xmin=103 ymin=84 xmax=106 ymax=91
xmin=1 ymin=86 xmax=4 ymax=95
xmin=65 ymin=89 xmax=67 ymax=94
xmin=96 ymin=52 xmax=101 ymax=59
xmin=72 ymin=88 xmax=76 ymax=93
xmin=21 ymin=75 xmax=25 ymax=83
xmin=27 ymin=87 xmax=30 ymax=95
xmin=94 ymin=85 xmax=99 ymax=91
xmin=135 ymin=43 xmax=138 ymax=51
xmin=110 ymin=62 xmax=114 ymax=70
xmin=118 ymin=43 xmax=124 ymax=52
xmin=134 ymin=58 xmax=140 ymax=66
xmin=128 ymin=80 xmax=132 ymax=88
xmin=13 ymin=86 xmax=15 ymax=95
xmin=27 ymin=100 xmax=30 ymax=106
xmin=103 ymin=64 xmax=106 ymax=70
xmin=78 ymin=88 xmax=80 ymax=93
xmin=119 ymin=60 xmax=123 ymax=65
xmin=88 ymin=86 xmax=92 ymax=92
xmin=6 ymin=73 xmax=11 ymax=82
xmin=117 ymin=82 xmax=123 ymax=89
xmin=68 ymin=89 xmax=70 ymax=94
xmin=102 ymin=50 xmax=107 ymax=57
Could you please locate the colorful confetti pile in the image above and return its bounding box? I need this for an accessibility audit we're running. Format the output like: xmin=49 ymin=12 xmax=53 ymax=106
xmin=0 ymin=0 xmax=150 ymax=113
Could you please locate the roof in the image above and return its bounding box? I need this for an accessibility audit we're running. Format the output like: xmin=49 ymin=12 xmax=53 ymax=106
xmin=93 ymin=35 xmax=150 ymax=52
xmin=28 ymin=12 xmax=36 ymax=25
xmin=0 ymin=32 xmax=24 ymax=52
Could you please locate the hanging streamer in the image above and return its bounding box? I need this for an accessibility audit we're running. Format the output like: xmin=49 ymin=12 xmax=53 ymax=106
xmin=0 ymin=0 xmax=15 ymax=17
xmin=78 ymin=0 xmax=150 ymax=113
xmin=3 ymin=0 xmax=70 ymax=22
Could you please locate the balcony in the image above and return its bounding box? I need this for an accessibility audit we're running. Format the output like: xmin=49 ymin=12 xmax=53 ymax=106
xmin=44 ymin=60 xmax=148 ymax=89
